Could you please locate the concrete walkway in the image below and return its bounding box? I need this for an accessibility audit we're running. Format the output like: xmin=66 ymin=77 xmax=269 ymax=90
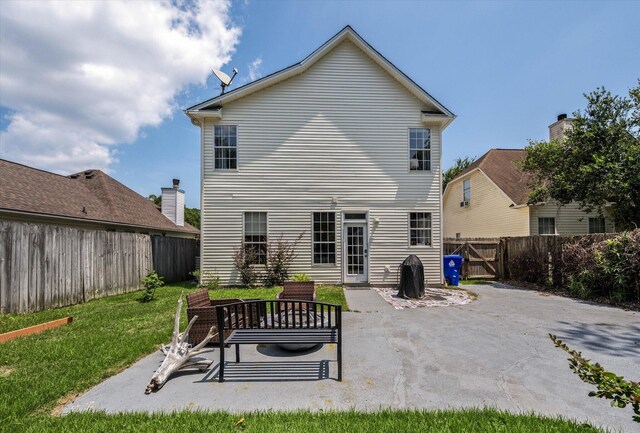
xmin=65 ymin=284 xmax=639 ymax=432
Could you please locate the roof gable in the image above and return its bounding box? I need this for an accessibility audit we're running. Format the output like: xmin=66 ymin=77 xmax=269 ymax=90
xmin=448 ymin=149 xmax=533 ymax=206
xmin=186 ymin=26 xmax=454 ymax=125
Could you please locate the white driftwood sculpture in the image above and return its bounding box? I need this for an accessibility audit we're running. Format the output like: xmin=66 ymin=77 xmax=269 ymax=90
xmin=145 ymin=295 xmax=216 ymax=394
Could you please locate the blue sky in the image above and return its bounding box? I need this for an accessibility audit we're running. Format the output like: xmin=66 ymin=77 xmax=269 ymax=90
xmin=1 ymin=1 xmax=639 ymax=208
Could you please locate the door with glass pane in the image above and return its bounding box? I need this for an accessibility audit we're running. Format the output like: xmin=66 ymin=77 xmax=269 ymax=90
xmin=343 ymin=223 xmax=368 ymax=283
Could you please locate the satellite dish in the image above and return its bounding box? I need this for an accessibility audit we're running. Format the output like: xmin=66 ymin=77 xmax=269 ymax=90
xmin=212 ymin=67 xmax=238 ymax=94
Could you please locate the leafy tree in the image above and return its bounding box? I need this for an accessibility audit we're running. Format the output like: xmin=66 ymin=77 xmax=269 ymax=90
xmin=148 ymin=194 xmax=161 ymax=206
xmin=443 ymin=156 xmax=476 ymax=191
xmin=148 ymin=194 xmax=200 ymax=229
xmin=522 ymin=82 xmax=640 ymax=230
xmin=184 ymin=207 xmax=200 ymax=229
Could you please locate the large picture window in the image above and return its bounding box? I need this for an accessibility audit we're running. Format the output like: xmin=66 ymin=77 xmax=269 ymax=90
xmin=244 ymin=212 xmax=267 ymax=264
xmin=214 ymin=125 xmax=237 ymax=170
xmin=313 ymin=212 xmax=336 ymax=265
xmin=409 ymin=128 xmax=431 ymax=171
xmin=409 ymin=212 xmax=432 ymax=246
xmin=589 ymin=217 xmax=606 ymax=234
xmin=538 ymin=217 xmax=556 ymax=235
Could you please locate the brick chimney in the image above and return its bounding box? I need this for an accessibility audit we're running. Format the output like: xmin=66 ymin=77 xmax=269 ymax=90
xmin=161 ymin=178 xmax=184 ymax=226
xmin=549 ymin=113 xmax=573 ymax=142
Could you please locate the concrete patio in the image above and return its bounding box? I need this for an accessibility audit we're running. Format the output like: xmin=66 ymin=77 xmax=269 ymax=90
xmin=65 ymin=283 xmax=639 ymax=432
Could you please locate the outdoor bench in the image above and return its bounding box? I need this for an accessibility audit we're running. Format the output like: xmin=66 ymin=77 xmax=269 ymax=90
xmin=216 ymin=299 xmax=342 ymax=382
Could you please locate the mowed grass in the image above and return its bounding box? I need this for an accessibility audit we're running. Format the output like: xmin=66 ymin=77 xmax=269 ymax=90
xmin=23 ymin=408 xmax=603 ymax=433
xmin=0 ymin=283 xmax=603 ymax=432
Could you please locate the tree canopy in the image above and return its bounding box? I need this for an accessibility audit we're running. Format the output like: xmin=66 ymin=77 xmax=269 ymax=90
xmin=443 ymin=156 xmax=476 ymax=191
xmin=521 ymin=82 xmax=640 ymax=230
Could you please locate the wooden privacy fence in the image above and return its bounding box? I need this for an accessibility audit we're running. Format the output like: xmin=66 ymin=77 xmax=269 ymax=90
xmin=151 ymin=235 xmax=197 ymax=283
xmin=0 ymin=221 xmax=198 ymax=314
xmin=0 ymin=220 xmax=152 ymax=314
xmin=445 ymin=234 xmax=618 ymax=284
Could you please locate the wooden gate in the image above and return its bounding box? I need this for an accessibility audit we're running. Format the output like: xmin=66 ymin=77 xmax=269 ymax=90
xmin=443 ymin=239 xmax=500 ymax=279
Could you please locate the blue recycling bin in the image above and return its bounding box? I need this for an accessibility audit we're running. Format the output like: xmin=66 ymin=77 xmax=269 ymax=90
xmin=443 ymin=254 xmax=463 ymax=286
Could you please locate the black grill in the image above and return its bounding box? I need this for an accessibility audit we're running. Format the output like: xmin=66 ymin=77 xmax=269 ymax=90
xmin=397 ymin=255 xmax=425 ymax=299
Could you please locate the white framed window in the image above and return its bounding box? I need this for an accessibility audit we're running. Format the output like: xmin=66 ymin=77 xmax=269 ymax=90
xmin=244 ymin=212 xmax=267 ymax=264
xmin=214 ymin=125 xmax=237 ymax=170
xmin=538 ymin=217 xmax=556 ymax=235
xmin=312 ymin=212 xmax=336 ymax=265
xmin=409 ymin=212 xmax=432 ymax=246
xmin=463 ymin=179 xmax=471 ymax=203
xmin=589 ymin=217 xmax=606 ymax=234
xmin=409 ymin=128 xmax=431 ymax=171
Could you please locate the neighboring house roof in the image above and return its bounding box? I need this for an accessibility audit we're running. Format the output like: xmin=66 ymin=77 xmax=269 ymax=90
xmin=0 ymin=159 xmax=199 ymax=234
xmin=186 ymin=25 xmax=455 ymax=128
xmin=451 ymin=149 xmax=533 ymax=206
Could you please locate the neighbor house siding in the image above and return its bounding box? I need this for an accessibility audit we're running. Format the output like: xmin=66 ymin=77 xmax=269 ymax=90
xmin=529 ymin=202 xmax=615 ymax=235
xmin=200 ymin=40 xmax=443 ymax=286
xmin=443 ymin=170 xmax=529 ymax=238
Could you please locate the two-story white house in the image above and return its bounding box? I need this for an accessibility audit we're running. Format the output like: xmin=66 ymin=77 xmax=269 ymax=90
xmin=186 ymin=26 xmax=455 ymax=286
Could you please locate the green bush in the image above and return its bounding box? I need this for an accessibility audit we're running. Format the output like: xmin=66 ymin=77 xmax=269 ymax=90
xmin=263 ymin=233 xmax=302 ymax=287
xmin=139 ymin=271 xmax=164 ymax=302
xmin=204 ymin=272 xmax=221 ymax=290
xmin=563 ymin=229 xmax=640 ymax=302
xmin=232 ymin=246 xmax=261 ymax=287
xmin=291 ymin=273 xmax=312 ymax=282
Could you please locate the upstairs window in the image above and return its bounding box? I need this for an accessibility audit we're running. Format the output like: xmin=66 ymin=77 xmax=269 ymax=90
xmin=313 ymin=212 xmax=336 ymax=265
xmin=244 ymin=212 xmax=267 ymax=264
xmin=409 ymin=128 xmax=431 ymax=171
xmin=538 ymin=217 xmax=556 ymax=235
xmin=589 ymin=217 xmax=606 ymax=234
xmin=409 ymin=212 xmax=432 ymax=246
xmin=463 ymin=179 xmax=471 ymax=203
xmin=214 ymin=125 xmax=237 ymax=170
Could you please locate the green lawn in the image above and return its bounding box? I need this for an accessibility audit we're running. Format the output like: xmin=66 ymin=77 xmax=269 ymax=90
xmin=0 ymin=283 xmax=603 ymax=432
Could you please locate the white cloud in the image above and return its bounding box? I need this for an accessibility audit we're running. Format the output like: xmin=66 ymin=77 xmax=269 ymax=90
xmin=0 ymin=0 xmax=240 ymax=173
xmin=248 ymin=57 xmax=263 ymax=81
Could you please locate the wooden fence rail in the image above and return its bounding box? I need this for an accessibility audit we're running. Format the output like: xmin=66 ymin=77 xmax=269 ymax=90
xmin=445 ymin=234 xmax=618 ymax=284
xmin=0 ymin=221 xmax=197 ymax=314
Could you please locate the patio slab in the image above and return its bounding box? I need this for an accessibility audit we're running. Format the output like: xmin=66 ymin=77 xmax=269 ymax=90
xmin=65 ymin=283 xmax=639 ymax=432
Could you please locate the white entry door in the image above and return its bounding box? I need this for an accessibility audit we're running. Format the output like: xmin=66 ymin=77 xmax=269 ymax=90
xmin=343 ymin=222 xmax=368 ymax=283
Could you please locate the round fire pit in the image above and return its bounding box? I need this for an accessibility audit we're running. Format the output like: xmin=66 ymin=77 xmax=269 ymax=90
xmin=267 ymin=309 xmax=330 ymax=351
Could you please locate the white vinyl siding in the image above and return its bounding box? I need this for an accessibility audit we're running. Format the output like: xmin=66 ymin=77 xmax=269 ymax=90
xmin=529 ymin=202 xmax=616 ymax=235
xmin=200 ymin=40 xmax=444 ymax=286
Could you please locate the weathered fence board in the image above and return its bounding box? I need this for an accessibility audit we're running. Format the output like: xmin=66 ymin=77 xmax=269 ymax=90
xmin=444 ymin=238 xmax=500 ymax=279
xmin=0 ymin=221 xmax=153 ymax=314
xmin=151 ymin=236 xmax=197 ymax=283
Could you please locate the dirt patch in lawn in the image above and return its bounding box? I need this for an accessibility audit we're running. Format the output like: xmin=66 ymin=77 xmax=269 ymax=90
xmin=0 ymin=365 xmax=14 ymax=377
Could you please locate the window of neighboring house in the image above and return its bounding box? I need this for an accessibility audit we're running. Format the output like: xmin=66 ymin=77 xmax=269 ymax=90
xmin=409 ymin=128 xmax=431 ymax=171
xmin=463 ymin=179 xmax=471 ymax=203
xmin=589 ymin=217 xmax=606 ymax=234
xmin=409 ymin=212 xmax=432 ymax=246
xmin=244 ymin=212 xmax=267 ymax=264
xmin=214 ymin=125 xmax=237 ymax=169
xmin=538 ymin=217 xmax=556 ymax=235
xmin=313 ymin=212 xmax=336 ymax=265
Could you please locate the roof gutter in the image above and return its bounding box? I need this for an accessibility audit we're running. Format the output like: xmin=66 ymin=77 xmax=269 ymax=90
xmin=0 ymin=209 xmax=199 ymax=236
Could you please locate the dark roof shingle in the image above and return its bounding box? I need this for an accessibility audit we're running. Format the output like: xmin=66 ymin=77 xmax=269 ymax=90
xmin=453 ymin=149 xmax=532 ymax=205
xmin=0 ymin=159 xmax=198 ymax=234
